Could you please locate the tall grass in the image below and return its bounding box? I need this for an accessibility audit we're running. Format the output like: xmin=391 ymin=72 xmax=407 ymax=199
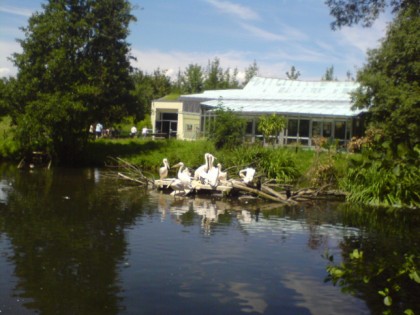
xmin=340 ymin=157 xmax=420 ymax=208
xmin=85 ymin=139 xmax=312 ymax=183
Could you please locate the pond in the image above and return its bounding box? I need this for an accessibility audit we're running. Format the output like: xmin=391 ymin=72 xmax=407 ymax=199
xmin=0 ymin=163 xmax=419 ymax=315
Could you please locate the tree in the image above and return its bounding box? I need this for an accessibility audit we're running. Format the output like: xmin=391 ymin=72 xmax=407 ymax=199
xmin=204 ymin=57 xmax=224 ymax=90
xmin=340 ymin=5 xmax=420 ymax=208
xmin=181 ymin=64 xmax=205 ymax=94
xmin=285 ymin=66 xmax=301 ymax=80
xmin=258 ymin=114 xmax=287 ymax=146
xmin=0 ymin=78 xmax=11 ymax=116
xmin=325 ymin=0 xmax=417 ymax=29
xmin=322 ymin=65 xmax=337 ymax=81
xmin=243 ymin=60 xmax=259 ymax=86
xmin=131 ymin=68 xmax=171 ymax=121
xmin=206 ymin=104 xmax=246 ymax=149
xmin=351 ymin=5 xmax=420 ymax=156
xmin=8 ymin=0 xmax=138 ymax=163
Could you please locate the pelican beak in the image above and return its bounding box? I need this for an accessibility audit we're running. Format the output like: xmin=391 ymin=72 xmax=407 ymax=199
xmin=172 ymin=162 xmax=181 ymax=168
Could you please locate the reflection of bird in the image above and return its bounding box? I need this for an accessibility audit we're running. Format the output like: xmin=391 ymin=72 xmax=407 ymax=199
xmin=239 ymin=167 xmax=255 ymax=184
xmin=194 ymin=153 xmax=210 ymax=181
xmin=159 ymin=158 xmax=170 ymax=180
xmin=169 ymin=162 xmax=192 ymax=195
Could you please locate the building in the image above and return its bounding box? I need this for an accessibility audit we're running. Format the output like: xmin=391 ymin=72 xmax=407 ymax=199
xmin=151 ymin=76 xmax=366 ymax=146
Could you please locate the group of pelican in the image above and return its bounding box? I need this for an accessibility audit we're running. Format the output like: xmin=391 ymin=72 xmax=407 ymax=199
xmin=159 ymin=153 xmax=255 ymax=196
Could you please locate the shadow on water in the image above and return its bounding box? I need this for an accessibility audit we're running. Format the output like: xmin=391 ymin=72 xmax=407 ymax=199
xmin=0 ymin=163 xmax=148 ymax=314
xmin=324 ymin=203 xmax=420 ymax=315
xmin=0 ymin=163 xmax=419 ymax=314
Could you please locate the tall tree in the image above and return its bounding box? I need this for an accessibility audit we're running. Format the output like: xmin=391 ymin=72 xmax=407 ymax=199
xmin=8 ymin=0 xmax=138 ymax=163
xmin=243 ymin=60 xmax=259 ymax=86
xmin=322 ymin=65 xmax=336 ymax=81
xmin=131 ymin=68 xmax=172 ymax=120
xmin=181 ymin=64 xmax=205 ymax=94
xmin=351 ymin=5 xmax=420 ymax=155
xmin=325 ymin=0 xmax=417 ymax=29
xmin=286 ymin=66 xmax=301 ymax=80
xmin=207 ymin=104 xmax=246 ymax=149
xmin=204 ymin=57 xmax=224 ymax=90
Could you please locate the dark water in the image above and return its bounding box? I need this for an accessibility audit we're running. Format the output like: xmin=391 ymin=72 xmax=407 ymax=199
xmin=0 ymin=163 xmax=419 ymax=315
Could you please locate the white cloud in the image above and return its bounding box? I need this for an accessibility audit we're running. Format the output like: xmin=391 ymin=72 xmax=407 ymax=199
xmin=337 ymin=16 xmax=389 ymax=53
xmin=0 ymin=40 xmax=21 ymax=77
xmin=0 ymin=5 xmax=33 ymax=17
xmin=239 ymin=23 xmax=287 ymax=42
xmin=130 ymin=48 xmax=288 ymax=81
xmin=205 ymin=0 xmax=260 ymax=21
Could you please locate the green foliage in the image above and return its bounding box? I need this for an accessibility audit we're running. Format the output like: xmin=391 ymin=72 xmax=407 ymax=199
xmin=339 ymin=6 xmax=420 ymax=209
xmin=83 ymin=139 xmax=303 ymax=184
xmin=180 ymin=64 xmax=205 ymax=94
xmin=257 ymin=114 xmax=286 ymax=145
xmin=325 ymin=248 xmax=420 ymax=314
xmin=216 ymin=145 xmax=301 ymax=183
xmin=243 ymin=60 xmax=259 ymax=86
xmin=7 ymin=0 xmax=138 ymax=164
xmin=285 ymin=65 xmax=301 ymax=80
xmin=325 ymin=0 xmax=417 ymax=29
xmin=343 ymin=128 xmax=420 ymax=208
xmin=204 ymin=57 xmax=240 ymax=90
xmin=14 ymin=92 xmax=87 ymax=160
xmin=131 ymin=69 xmax=172 ymax=119
xmin=0 ymin=116 xmax=19 ymax=159
xmin=322 ymin=65 xmax=337 ymax=81
xmin=341 ymin=157 xmax=420 ymax=208
xmin=306 ymin=150 xmax=339 ymax=187
xmin=351 ymin=6 xmax=420 ymax=156
xmin=206 ymin=105 xmax=246 ymax=149
xmin=0 ymin=78 xmax=10 ymax=116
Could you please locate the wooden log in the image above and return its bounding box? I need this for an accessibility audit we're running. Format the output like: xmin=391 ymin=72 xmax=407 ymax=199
xmin=231 ymin=180 xmax=296 ymax=204
xmin=118 ymin=172 xmax=147 ymax=186
xmin=261 ymin=185 xmax=288 ymax=201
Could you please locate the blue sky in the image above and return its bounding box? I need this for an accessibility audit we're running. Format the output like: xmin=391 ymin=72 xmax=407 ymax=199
xmin=0 ymin=0 xmax=391 ymax=81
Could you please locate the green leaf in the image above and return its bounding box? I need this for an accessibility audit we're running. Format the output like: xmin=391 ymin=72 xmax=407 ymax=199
xmin=409 ymin=271 xmax=420 ymax=284
xmin=384 ymin=296 xmax=392 ymax=306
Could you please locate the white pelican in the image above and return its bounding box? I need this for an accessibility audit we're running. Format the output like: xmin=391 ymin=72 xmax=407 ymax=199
xmin=239 ymin=167 xmax=256 ymax=184
xmin=159 ymin=158 xmax=170 ymax=180
xmin=169 ymin=162 xmax=192 ymax=195
xmin=205 ymin=154 xmax=219 ymax=187
xmin=217 ymin=163 xmax=228 ymax=181
xmin=194 ymin=153 xmax=210 ymax=181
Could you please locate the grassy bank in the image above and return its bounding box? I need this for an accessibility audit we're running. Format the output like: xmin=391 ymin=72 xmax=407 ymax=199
xmin=84 ymin=137 xmax=347 ymax=188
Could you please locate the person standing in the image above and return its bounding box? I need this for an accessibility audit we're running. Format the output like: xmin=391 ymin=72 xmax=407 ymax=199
xmin=95 ymin=122 xmax=103 ymax=139
xmin=142 ymin=127 xmax=148 ymax=137
xmin=130 ymin=126 xmax=138 ymax=138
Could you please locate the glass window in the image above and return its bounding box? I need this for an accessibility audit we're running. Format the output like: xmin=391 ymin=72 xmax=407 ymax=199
xmin=288 ymin=119 xmax=298 ymax=136
xmin=323 ymin=122 xmax=332 ymax=138
xmin=312 ymin=121 xmax=322 ymax=137
xmin=246 ymin=120 xmax=253 ymax=134
xmin=335 ymin=121 xmax=346 ymax=139
xmin=299 ymin=120 xmax=310 ymax=137
xmin=162 ymin=113 xmax=178 ymax=121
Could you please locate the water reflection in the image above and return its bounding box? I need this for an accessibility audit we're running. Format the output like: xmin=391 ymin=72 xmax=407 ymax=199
xmin=0 ymin=164 xmax=146 ymax=314
xmin=0 ymin=164 xmax=418 ymax=314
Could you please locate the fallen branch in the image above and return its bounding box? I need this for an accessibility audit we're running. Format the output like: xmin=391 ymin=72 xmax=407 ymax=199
xmin=231 ymin=180 xmax=296 ymax=205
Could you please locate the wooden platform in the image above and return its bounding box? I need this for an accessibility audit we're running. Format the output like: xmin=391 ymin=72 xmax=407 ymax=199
xmin=154 ymin=178 xmax=233 ymax=194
